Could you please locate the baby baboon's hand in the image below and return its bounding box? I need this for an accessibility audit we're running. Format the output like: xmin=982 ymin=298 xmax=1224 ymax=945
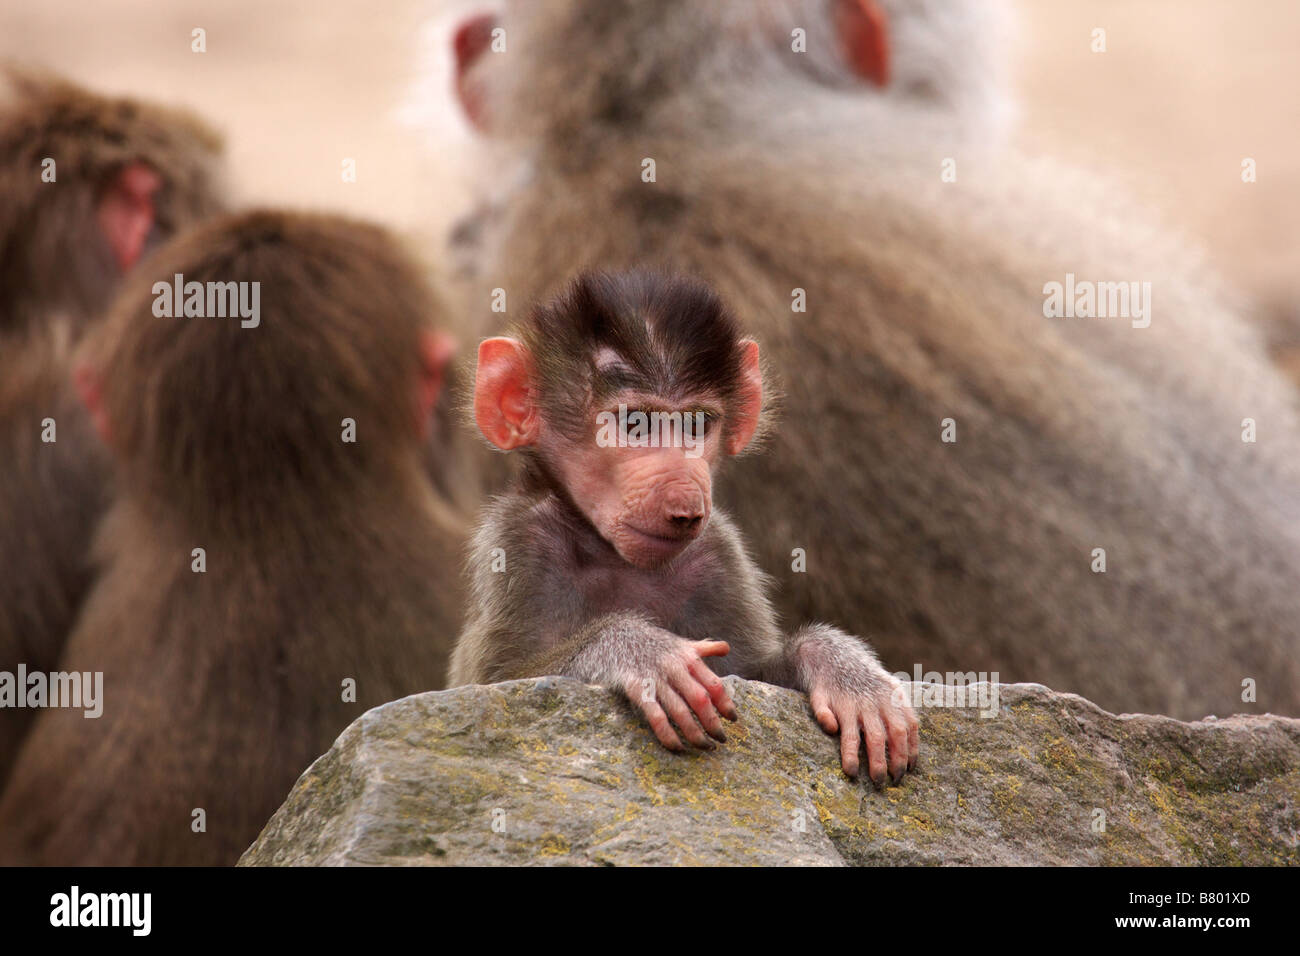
xmin=566 ymin=616 xmax=739 ymax=750
xmin=797 ymin=627 xmax=919 ymax=784
xmin=616 ymin=631 xmax=738 ymax=752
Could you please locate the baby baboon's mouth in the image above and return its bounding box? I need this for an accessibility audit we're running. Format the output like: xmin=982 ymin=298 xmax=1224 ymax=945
xmin=620 ymin=524 xmax=696 ymax=565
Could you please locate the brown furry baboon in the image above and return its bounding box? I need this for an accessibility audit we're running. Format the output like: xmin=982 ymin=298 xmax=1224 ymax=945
xmin=0 ymin=210 xmax=466 ymax=865
xmin=0 ymin=67 xmax=225 ymax=334
xmin=452 ymin=270 xmax=918 ymax=782
xmin=0 ymin=69 xmax=225 ymax=785
xmin=440 ymin=0 xmax=1300 ymax=720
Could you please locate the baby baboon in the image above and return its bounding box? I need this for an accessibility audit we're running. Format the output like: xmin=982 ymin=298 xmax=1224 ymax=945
xmin=452 ymin=271 xmax=917 ymax=782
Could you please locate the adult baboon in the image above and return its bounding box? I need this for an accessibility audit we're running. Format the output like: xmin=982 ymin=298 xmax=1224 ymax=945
xmin=0 ymin=69 xmax=225 ymax=784
xmin=0 ymin=211 xmax=466 ymax=865
xmin=439 ymin=0 xmax=1300 ymax=719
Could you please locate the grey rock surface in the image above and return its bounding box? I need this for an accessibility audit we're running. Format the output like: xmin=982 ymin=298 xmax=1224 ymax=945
xmin=240 ymin=678 xmax=1300 ymax=866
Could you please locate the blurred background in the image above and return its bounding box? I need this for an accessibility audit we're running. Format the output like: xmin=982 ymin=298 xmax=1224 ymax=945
xmin=2 ymin=0 xmax=1296 ymax=329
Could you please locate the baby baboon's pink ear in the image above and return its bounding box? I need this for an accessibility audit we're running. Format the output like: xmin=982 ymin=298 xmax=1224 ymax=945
xmin=474 ymin=337 xmax=539 ymax=449
xmin=727 ymin=339 xmax=763 ymax=456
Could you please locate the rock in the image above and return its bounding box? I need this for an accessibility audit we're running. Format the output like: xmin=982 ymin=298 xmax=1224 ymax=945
xmin=239 ymin=679 xmax=1300 ymax=866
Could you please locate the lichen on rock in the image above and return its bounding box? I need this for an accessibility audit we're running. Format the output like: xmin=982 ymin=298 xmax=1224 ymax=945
xmin=239 ymin=678 xmax=1300 ymax=866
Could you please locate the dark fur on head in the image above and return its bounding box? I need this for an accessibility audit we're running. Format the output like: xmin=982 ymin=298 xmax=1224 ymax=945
xmin=517 ymin=269 xmax=772 ymax=451
xmin=0 ymin=67 xmax=225 ymax=331
xmin=82 ymin=210 xmax=438 ymax=537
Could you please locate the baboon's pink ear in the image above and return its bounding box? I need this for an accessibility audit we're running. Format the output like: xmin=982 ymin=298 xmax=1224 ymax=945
xmin=474 ymin=337 xmax=539 ymax=449
xmin=834 ymin=0 xmax=891 ymax=88
xmin=417 ymin=330 xmax=457 ymax=431
xmin=97 ymin=162 xmax=162 ymax=272
xmin=727 ymin=339 xmax=763 ymax=456
xmin=453 ymin=13 xmax=498 ymax=130
xmin=73 ymin=361 xmax=111 ymax=444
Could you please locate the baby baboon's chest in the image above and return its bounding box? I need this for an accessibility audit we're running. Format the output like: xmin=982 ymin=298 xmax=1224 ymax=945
xmin=571 ymin=545 xmax=721 ymax=635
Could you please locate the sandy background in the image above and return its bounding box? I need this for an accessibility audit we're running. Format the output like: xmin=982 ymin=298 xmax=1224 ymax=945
xmin=2 ymin=0 xmax=1296 ymax=315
